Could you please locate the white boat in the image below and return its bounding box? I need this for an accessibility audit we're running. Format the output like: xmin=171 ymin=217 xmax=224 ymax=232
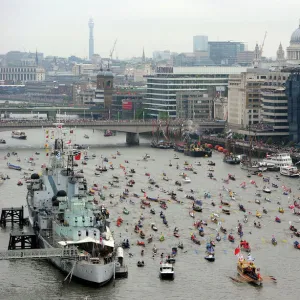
xmin=11 ymin=130 xmax=27 ymax=140
xmin=159 ymin=263 xmax=174 ymax=280
xmin=280 ymin=166 xmax=300 ymax=178
xmin=182 ymin=176 xmax=191 ymax=183
xmin=263 ymin=186 xmax=271 ymax=193
xmin=173 ymin=154 xmax=179 ymax=159
xmin=263 ymin=153 xmax=293 ymax=168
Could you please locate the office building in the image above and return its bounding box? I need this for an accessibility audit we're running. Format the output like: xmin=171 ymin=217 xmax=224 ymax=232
xmin=96 ymin=70 xmax=114 ymax=108
xmin=208 ymin=41 xmax=245 ymax=65
xmin=261 ymin=70 xmax=290 ymax=137
xmin=285 ymin=67 xmax=300 ymax=142
xmin=144 ymin=66 xmax=247 ymax=118
xmin=193 ymin=36 xmax=208 ymax=52
xmin=237 ymin=51 xmax=255 ymax=66
xmin=176 ymin=90 xmax=213 ymax=120
xmin=153 ymin=50 xmax=171 ymax=62
xmin=0 ymin=66 xmax=45 ymax=82
xmin=228 ymin=69 xmax=268 ymax=128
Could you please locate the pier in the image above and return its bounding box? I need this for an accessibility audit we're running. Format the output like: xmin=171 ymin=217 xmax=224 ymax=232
xmin=0 ymin=206 xmax=24 ymax=227
xmin=8 ymin=228 xmax=38 ymax=250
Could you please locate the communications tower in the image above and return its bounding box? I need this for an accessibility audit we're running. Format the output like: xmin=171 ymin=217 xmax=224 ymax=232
xmin=88 ymin=18 xmax=94 ymax=60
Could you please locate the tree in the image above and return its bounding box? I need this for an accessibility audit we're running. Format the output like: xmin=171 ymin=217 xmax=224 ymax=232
xmin=135 ymin=109 xmax=149 ymax=120
xmin=288 ymin=141 xmax=295 ymax=147
xmin=158 ymin=111 xmax=169 ymax=120
xmin=266 ymin=137 xmax=273 ymax=145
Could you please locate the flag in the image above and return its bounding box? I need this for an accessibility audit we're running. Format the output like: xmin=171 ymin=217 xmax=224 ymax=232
xmin=66 ymin=140 xmax=71 ymax=145
xmin=74 ymin=152 xmax=81 ymax=161
xmin=234 ymin=247 xmax=240 ymax=256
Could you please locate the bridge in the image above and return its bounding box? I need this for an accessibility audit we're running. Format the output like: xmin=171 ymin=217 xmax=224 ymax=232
xmin=0 ymin=120 xmax=225 ymax=145
xmin=0 ymin=247 xmax=79 ymax=260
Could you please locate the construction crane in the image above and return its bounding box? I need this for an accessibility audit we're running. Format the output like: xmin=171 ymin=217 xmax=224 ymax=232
xmin=108 ymin=39 xmax=117 ymax=70
xmin=260 ymin=31 xmax=267 ymax=59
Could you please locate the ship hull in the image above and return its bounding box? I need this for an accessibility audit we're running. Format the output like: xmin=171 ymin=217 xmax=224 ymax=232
xmin=185 ymin=150 xmax=212 ymax=157
xmin=39 ymin=235 xmax=114 ymax=285
xmin=12 ymin=136 xmax=27 ymax=140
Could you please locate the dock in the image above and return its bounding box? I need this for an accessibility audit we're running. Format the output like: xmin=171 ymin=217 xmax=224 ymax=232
xmin=8 ymin=228 xmax=38 ymax=250
xmin=0 ymin=206 xmax=24 ymax=227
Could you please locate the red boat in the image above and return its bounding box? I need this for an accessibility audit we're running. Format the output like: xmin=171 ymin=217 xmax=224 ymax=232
xmin=160 ymin=203 xmax=168 ymax=210
xmin=191 ymin=234 xmax=200 ymax=245
xmin=116 ymin=216 xmax=123 ymax=227
xmin=240 ymin=240 xmax=251 ymax=251
xmin=174 ymin=232 xmax=180 ymax=238
xmin=137 ymin=240 xmax=145 ymax=247
xmin=228 ymin=234 xmax=235 ymax=242
xmin=142 ymin=200 xmax=151 ymax=207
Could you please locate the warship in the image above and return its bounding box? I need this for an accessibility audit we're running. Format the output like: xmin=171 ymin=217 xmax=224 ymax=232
xmin=26 ymin=124 xmax=115 ymax=285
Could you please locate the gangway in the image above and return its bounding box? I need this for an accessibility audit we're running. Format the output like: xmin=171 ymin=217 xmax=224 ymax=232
xmin=0 ymin=247 xmax=80 ymax=260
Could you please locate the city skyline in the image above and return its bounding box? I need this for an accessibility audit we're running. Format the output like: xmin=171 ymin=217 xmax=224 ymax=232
xmin=1 ymin=0 xmax=300 ymax=59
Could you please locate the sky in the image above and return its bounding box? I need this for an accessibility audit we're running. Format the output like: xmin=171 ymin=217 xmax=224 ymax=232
xmin=1 ymin=0 xmax=300 ymax=59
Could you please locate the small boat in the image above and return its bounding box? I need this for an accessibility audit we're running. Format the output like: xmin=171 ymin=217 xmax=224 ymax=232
xmin=0 ymin=139 xmax=6 ymax=144
xmin=240 ymin=240 xmax=251 ymax=252
xmin=123 ymin=207 xmax=129 ymax=215
xmin=208 ymin=161 xmax=215 ymax=166
xmin=150 ymin=208 xmax=155 ymax=215
xmin=159 ymin=235 xmax=165 ymax=242
xmin=228 ymin=234 xmax=235 ymax=242
xmin=278 ymin=207 xmax=284 ymax=214
xmin=142 ymin=200 xmax=151 ymax=207
xmin=255 ymin=199 xmax=261 ymax=205
xmin=228 ymin=174 xmax=235 ymax=181
xmin=137 ymin=241 xmax=145 ymax=247
xmin=204 ymin=254 xmax=215 ymax=262
xmin=137 ymin=261 xmax=145 ymax=267
xmin=178 ymin=242 xmax=184 ymax=249
xmin=263 ymin=186 xmax=271 ymax=193
xmin=290 ymin=225 xmax=297 ymax=232
xmin=160 ymin=203 xmax=167 ymax=210
xmin=222 ymin=208 xmax=230 ymax=215
xmin=275 ymin=217 xmax=281 ymax=223
xmin=7 ymin=163 xmax=21 ymax=171
xmin=182 ymin=176 xmax=191 ymax=183
xmin=122 ymin=240 xmax=130 ymax=248
xmin=254 ymin=222 xmax=261 ymax=228
xmin=272 ymin=238 xmax=277 ymax=246
xmin=191 ymin=234 xmax=200 ymax=245
xmin=140 ymin=231 xmax=145 ymax=239
xmin=174 ymin=232 xmax=180 ymax=238
xmin=220 ymin=227 xmax=227 ymax=234
xmin=189 ymin=211 xmax=195 ymax=218
xmin=294 ymin=241 xmax=300 ymax=249
xmin=17 ymin=180 xmax=23 ymax=186
xmin=256 ymin=211 xmax=262 ymax=218
xmin=239 ymin=204 xmax=246 ymax=212
xmin=151 ymin=223 xmax=158 ymax=231
xmin=166 ymin=257 xmax=176 ymax=264
xmin=159 ymin=263 xmax=174 ymax=280
xmin=84 ymin=134 xmax=89 ymax=139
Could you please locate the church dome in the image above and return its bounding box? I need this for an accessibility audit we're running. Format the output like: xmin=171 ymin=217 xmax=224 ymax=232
xmin=290 ymin=25 xmax=300 ymax=44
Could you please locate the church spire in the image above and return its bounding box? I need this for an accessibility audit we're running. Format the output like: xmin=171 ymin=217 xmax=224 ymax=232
xmin=142 ymin=47 xmax=145 ymax=63
xmin=35 ymin=49 xmax=39 ymax=66
xmin=276 ymin=42 xmax=285 ymax=61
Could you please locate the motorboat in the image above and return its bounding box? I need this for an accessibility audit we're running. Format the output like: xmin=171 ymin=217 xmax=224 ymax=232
xmin=11 ymin=130 xmax=27 ymax=140
xmin=84 ymin=134 xmax=89 ymax=139
xmin=7 ymin=162 xmax=22 ymax=171
xmin=151 ymin=223 xmax=158 ymax=231
xmin=204 ymin=254 xmax=215 ymax=262
xmin=0 ymin=139 xmax=6 ymax=144
xmin=182 ymin=176 xmax=191 ymax=183
xmin=159 ymin=263 xmax=174 ymax=280
xmin=263 ymin=186 xmax=271 ymax=194
xmin=280 ymin=166 xmax=300 ymax=178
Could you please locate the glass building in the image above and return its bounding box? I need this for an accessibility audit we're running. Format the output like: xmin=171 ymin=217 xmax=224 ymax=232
xmin=285 ymin=68 xmax=300 ymax=142
xmin=208 ymin=42 xmax=245 ymax=65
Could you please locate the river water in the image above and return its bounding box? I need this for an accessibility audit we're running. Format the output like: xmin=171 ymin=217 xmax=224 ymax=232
xmin=0 ymin=128 xmax=299 ymax=300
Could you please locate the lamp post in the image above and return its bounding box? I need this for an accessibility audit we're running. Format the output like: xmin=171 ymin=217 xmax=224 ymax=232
xmin=117 ymin=111 xmax=120 ymax=122
xmin=143 ymin=110 xmax=145 ymax=122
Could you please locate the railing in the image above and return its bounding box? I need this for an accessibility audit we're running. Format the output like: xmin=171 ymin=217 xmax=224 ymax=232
xmin=0 ymin=247 xmax=79 ymax=260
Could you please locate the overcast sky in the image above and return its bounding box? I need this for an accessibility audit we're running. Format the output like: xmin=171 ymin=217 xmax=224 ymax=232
xmin=1 ymin=0 xmax=300 ymax=59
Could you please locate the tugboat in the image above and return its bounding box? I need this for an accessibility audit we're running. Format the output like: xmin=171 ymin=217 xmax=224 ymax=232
xmin=11 ymin=130 xmax=27 ymax=140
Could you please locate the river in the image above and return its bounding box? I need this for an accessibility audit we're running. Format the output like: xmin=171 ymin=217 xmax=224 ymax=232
xmin=0 ymin=128 xmax=299 ymax=300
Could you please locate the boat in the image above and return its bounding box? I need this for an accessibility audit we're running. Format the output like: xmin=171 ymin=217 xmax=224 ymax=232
xmin=84 ymin=134 xmax=89 ymax=139
xmin=222 ymin=208 xmax=230 ymax=215
xmin=159 ymin=263 xmax=174 ymax=280
xmin=280 ymin=166 xmax=300 ymax=178
xmin=182 ymin=176 xmax=191 ymax=183
xmin=208 ymin=161 xmax=215 ymax=166
xmin=204 ymin=254 xmax=215 ymax=262
xmin=104 ymin=130 xmax=113 ymax=137
xmin=11 ymin=130 xmax=27 ymax=140
xmin=272 ymin=238 xmax=277 ymax=246
xmin=26 ymin=124 xmax=115 ymax=285
xmin=137 ymin=261 xmax=145 ymax=267
xmin=228 ymin=234 xmax=235 ymax=242
xmin=240 ymin=240 xmax=251 ymax=252
xmin=263 ymin=186 xmax=271 ymax=193
xmin=263 ymin=153 xmax=293 ymax=168
xmin=223 ymin=154 xmax=240 ymax=165
xmin=189 ymin=211 xmax=195 ymax=218
xmin=7 ymin=162 xmax=22 ymax=171
xmin=0 ymin=139 xmax=6 ymax=144
xmin=151 ymin=223 xmax=158 ymax=231
xmin=237 ymin=259 xmax=263 ymax=286
xmin=174 ymin=142 xmax=185 ymax=153
xmin=184 ymin=141 xmax=212 ymax=157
